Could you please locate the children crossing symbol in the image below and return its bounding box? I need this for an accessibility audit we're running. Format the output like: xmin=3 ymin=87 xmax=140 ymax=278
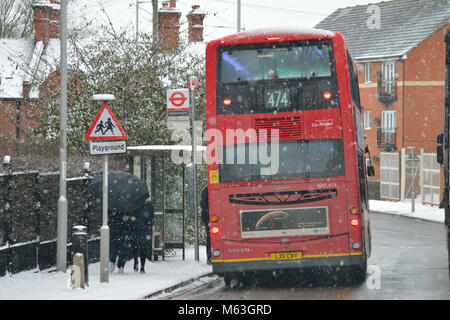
xmin=85 ymin=102 xmax=127 ymax=141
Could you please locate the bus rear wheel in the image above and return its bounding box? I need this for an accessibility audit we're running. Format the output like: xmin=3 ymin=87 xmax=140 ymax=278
xmin=351 ymin=263 xmax=367 ymax=283
xmin=224 ymin=272 xmax=253 ymax=288
xmin=224 ymin=273 xmax=241 ymax=288
xmin=349 ymin=254 xmax=368 ymax=284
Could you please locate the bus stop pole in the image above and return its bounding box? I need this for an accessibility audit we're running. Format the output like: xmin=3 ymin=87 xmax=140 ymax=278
xmin=190 ymin=87 xmax=199 ymax=261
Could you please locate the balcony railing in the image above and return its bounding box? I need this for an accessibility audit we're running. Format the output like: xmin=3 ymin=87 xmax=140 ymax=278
xmin=377 ymin=127 xmax=397 ymax=151
xmin=377 ymin=71 xmax=397 ymax=105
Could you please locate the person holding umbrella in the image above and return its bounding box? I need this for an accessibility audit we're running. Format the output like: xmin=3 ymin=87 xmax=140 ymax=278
xmin=88 ymin=171 xmax=151 ymax=273
xmin=130 ymin=199 xmax=154 ymax=273
xmin=108 ymin=210 xmax=131 ymax=273
xmin=88 ymin=171 xmax=150 ymax=215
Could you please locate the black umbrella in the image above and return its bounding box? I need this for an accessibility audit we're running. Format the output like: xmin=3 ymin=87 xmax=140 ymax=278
xmin=88 ymin=171 xmax=149 ymax=213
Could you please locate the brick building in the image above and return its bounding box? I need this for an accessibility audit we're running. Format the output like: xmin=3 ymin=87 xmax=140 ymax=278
xmin=0 ymin=0 xmax=205 ymax=156
xmin=158 ymin=0 xmax=206 ymax=50
xmin=316 ymin=0 xmax=449 ymax=199
xmin=0 ymin=0 xmax=61 ymax=153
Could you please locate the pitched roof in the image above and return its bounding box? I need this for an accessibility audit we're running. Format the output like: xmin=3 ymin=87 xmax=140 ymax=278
xmin=315 ymin=0 xmax=450 ymax=60
xmin=0 ymin=38 xmax=60 ymax=100
xmin=0 ymin=39 xmax=34 ymax=99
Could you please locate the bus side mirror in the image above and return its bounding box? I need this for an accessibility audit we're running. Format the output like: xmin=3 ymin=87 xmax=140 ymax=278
xmin=367 ymin=165 xmax=375 ymax=177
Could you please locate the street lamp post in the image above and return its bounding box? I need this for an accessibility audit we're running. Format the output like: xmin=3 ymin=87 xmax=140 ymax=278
xmin=57 ymin=0 xmax=68 ymax=273
xmin=136 ymin=0 xmax=157 ymax=43
xmin=237 ymin=0 xmax=241 ymax=32
xmin=136 ymin=0 xmax=140 ymax=42
xmin=408 ymin=147 xmax=416 ymax=213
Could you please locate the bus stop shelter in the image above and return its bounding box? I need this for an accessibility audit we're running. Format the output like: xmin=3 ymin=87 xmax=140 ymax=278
xmin=126 ymin=145 xmax=205 ymax=261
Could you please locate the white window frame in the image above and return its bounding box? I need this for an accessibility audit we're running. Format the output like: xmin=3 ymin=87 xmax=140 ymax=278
xmin=364 ymin=62 xmax=371 ymax=83
xmin=382 ymin=61 xmax=396 ymax=94
xmin=364 ymin=110 xmax=371 ymax=130
xmin=381 ymin=110 xmax=396 ymax=133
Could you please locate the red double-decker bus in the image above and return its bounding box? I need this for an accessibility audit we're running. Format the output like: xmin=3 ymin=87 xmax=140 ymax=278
xmin=205 ymin=28 xmax=373 ymax=285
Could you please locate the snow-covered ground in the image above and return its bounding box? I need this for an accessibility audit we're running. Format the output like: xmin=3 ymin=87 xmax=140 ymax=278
xmin=0 ymin=199 xmax=445 ymax=300
xmin=369 ymin=199 xmax=445 ymax=224
xmin=0 ymin=246 xmax=212 ymax=300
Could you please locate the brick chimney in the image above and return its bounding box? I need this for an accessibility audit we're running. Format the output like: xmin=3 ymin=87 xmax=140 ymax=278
xmin=33 ymin=0 xmax=60 ymax=49
xmin=158 ymin=1 xmax=181 ymax=51
xmin=186 ymin=5 xmax=206 ymax=43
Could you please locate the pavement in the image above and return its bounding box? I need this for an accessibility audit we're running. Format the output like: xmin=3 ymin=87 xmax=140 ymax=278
xmin=0 ymin=199 xmax=445 ymax=300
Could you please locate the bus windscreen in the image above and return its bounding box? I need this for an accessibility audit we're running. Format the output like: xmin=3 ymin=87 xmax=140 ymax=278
xmin=218 ymin=139 xmax=345 ymax=183
xmin=220 ymin=43 xmax=332 ymax=83
xmin=216 ymin=40 xmax=339 ymax=114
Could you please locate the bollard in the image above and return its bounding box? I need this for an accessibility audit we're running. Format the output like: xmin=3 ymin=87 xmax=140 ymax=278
xmin=71 ymin=225 xmax=89 ymax=285
xmin=72 ymin=253 xmax=85 ymax=289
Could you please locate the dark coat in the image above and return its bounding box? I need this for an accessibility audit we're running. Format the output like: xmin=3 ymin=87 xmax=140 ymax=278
xmin=200 ymin=187 xmax=209 ymax=225
xmin=130 ymin=200 xmax=154 ymax=244
xmin=108 ymin=211 xmax=129 ymax=240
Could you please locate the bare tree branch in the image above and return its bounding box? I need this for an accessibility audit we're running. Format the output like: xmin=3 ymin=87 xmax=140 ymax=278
xmin=0 ymin=0 xmax=34 ymax=38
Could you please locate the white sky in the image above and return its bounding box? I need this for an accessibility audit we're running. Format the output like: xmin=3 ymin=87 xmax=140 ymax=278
xmin=70 ymin=0 xmax=388 ymax=41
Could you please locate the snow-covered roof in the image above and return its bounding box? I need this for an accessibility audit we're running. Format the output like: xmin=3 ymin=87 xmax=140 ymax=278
xmin=189 ymin=8 xmax=206 ymax=15
xmin=0 ymin=38 xmax=34 ymax=99
xmin=315 ymin=0 xmax=450 ymax=60
xmin=0 ymin=37 xmax=60 ymax=100
xmin=34 ymin=0 xmax=60 ymax=10
xmin=127 ymin=145 xmax=206 ymax=157
xmin=159 ymin=6 xmax=181 ymax=14
xmin=128 ymin=145 xmax=206 ymax=151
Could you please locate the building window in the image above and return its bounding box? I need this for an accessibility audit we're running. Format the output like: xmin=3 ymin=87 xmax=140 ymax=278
xmin=382 ymin=61 xmax=396 ymax=94
xmin=381 ymin=110 xmax=396 ymax=133
xmin=364 ymin=62 xmax=371 ymax=83
xmin=364 ymin=110 xmax=371 ymax=130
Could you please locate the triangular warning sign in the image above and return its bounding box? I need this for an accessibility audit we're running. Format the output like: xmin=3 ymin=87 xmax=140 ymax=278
xmin=85 ymin=102 xmax=127 ymax=141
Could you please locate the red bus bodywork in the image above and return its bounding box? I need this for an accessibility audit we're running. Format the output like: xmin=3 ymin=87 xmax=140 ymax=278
xmin=205 ymin=28 xmax=371 ymax=281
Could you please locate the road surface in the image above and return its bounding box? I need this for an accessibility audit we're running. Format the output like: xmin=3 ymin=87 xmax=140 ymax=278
xmin=161 ymin=212 xmax=450 ymax=300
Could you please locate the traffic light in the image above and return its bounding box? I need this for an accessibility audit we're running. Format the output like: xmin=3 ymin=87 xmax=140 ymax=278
xmin=437 ymin=133 xmax=444 ymax=165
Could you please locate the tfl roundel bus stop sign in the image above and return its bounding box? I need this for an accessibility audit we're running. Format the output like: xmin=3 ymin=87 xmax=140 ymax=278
xmin=167 ymin=88 xmax=189 ymax=117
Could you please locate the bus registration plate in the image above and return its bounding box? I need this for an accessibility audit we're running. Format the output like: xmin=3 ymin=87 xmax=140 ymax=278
xmin=270 ymin=251 xmax=302 ymax=261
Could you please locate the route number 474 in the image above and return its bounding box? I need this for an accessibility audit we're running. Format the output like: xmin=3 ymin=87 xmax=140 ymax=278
xmin=264 ymin=88 xmax=290 ymax=109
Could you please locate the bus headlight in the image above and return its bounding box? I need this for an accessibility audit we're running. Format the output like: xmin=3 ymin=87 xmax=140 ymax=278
xmin=352 ymin=242 xmax=361 ymax=250
xmin=213 ymin=249 xmax=221 ymax=257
